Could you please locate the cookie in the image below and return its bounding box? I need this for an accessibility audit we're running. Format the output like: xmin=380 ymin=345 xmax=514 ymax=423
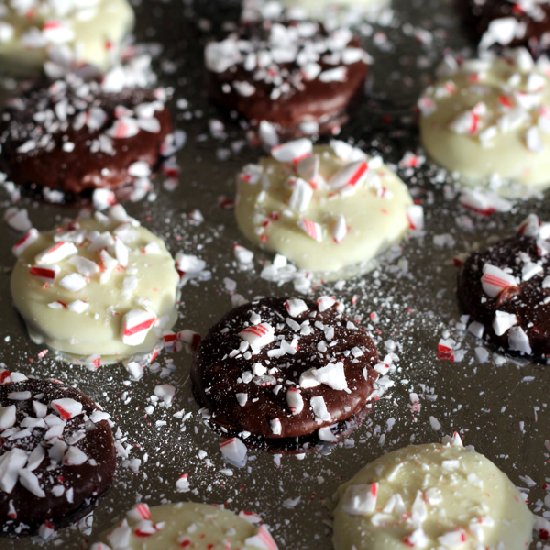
xmin=192 ymin=297 xmax=379 ymax=442
xmin=0 ymin=73 xmax=170 ymax=199
xmin=459 ymin=0 xmax=550 ymax=56
xmin=10 ymin=207 xmax=179 ymax=362
xmin=0 ymin=0 xmax=134 ymax=74
xmin=205 ymin=19 xmax=369 ymax=137
xmin=0 ymin=372 xmax=116 ymax=535
xmin=419 ymin=49 xmax=550 ymax=192
xmin=235 ymin=140 xmax=415 ymax=278
xmin=457 ymin=213 xmax=550 ymax=360
xmin=92 ymin=502 xmax=277 ymax=550
xmin=332 ymin=437 xmax=535 ymax=549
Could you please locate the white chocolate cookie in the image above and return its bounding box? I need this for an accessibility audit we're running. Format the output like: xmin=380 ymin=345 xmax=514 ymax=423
xmin=11 ymin=207 xmax=178 ymax=362
xmin=0 ymin=0 xmax=134 ymax=73
xmin=332 ymin=438 xmax=534 ymax=549
xmin=93 ymin=502 xmax=277 ymax=550
xmin=420 ymin=49 xmax=550 ymax=194
xmin=235 ymin=140 xmax=414 ymax=278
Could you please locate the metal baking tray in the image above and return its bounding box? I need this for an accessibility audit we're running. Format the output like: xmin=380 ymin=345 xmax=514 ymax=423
xmin=0 ymin=0 xmax=548 ymax=548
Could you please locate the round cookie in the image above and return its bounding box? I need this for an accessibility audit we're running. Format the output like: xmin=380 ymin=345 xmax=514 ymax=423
xmin=205 ymin=19 xmax=369 ymax=137
xmin=0 ymin=0 xmax=134 ymax=74
xmin=457 ymin=213 xmax=550 ymax=360
xmin=419 ymin=49 xmax=550 ymax=192
xmin=93 ymin=502 xmax=277 ymax=550
xmin=192 ymin=296 xmax=379 ymax=442
xmin=0 ymin=373 xmax=116 ymax=535
xmin=332 ymin=438 xmax=535 ymax=549
xmin=0 ymin=73 xmax=170 ymax=199
xmin=235 ymin=139 xmax=414 ymax=277
xmin=11 ymin=207 xmax=179 ymax=362
xmin=459 ymin=0 xmax=550 ymax=56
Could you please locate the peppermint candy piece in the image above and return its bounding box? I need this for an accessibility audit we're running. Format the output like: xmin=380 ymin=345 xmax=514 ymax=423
xmin=109 ymin=118 xmax=140 ymax=139
xmin=51 ymin=398 xmax=83 ymax=420
xmin=35 ymin=241 xmax=77 ymax=264
xmin=310 ymin=395 xmax=331 ymax=421
xmin=0 ymin=405 xmax=16 ymax=430
xmin=507 ymin=326 xmax=532 ymax=354
xmin=438 ymin=528 xmax=467 ymax=547
xmin=30 ymin=264 xmax=60 ymax=283
xmin=220 ymin=437 xmax=247 ymax=468
xmin=12 ymin=228 xmax=39 ymax=257
xmin=284 ymin=298 xmax=308 ymax=317
xmin=59 ymin=273 xmax=88 ymax=292
xmin=407 ymin=205 xmax=425 ymax=231
xmin=493 ymin=310 xmax=518 ymax=337
xmin=272 ymin=139 xmax=312 ymax=164
xmin=121 ymin=309 xmax=157 ymax=346
xmin=327 ymin=160 xmax=368 ymax=191
xmin=481 ymin=264 xmax=518 ymax=298
xmin=342 ymin=483 xmax=378 ymax=516
xmin=244 ymin=525 xmax=278 ymax=550
xmin=317 ymin=296 xmax=336 ymax=312
xmin=297 ymin=218 xmax=322 ymax=242
xmin=288 ymin=177 xmax=314 ymax=213
xmin=270 ymin=418 xmax=282 ymax=435
xmin=331 ymin=215 xmax=348 ymax=244
xmin=286 ymin=387 xmax=304 ymax=415
xmin=296 ymin=154 xmax=319 ymax=183
xmin=239 ymin=323 xmax=275 ymax=353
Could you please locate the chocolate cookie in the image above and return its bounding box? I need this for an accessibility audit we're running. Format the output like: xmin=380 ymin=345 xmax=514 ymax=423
xmin=457 ymin=214 xmax=550 ymax=360
xmin=0 ymin=372 xmax=116 ymax=535
xmin=0 ymin=74 xmax=170 ymax=199
xmin=192 ymin=297 xmax=379 ymax=442
xmin=459 ymin=0 xmax=550 ymax=56
xmin=205 ymin=19 xmax=369 ymax=138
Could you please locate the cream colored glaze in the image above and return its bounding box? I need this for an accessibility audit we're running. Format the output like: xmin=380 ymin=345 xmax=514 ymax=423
xmin=95 ymin=502 xmax=276 ymax=550
xmin=11 ymin=215 xmax=178 ymax=361
xmin=420 ymin=51 xmax=550 ymax=193
xmin=0 ymin=0 xmax=133 ymax=72
xmin=332 ymin=442 xmax=534 ymax=549
xmin=235 ymin=143 xmax=412 ymax=278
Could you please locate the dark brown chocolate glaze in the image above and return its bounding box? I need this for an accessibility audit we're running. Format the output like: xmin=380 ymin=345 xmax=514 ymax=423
xmin=458 ymin=235 xmax=550 ymax=359
xmin=192 ymin=297 xmax=379 ymax=440
xmin=206 ymin=20 xmax=369 ymax=137
xmin=459 ymin=0 xmax=550 ymax=56
xmin=0 ymin=75 xmax=170 ymax=196
xmin=0 ymin=378 xmax=116 ymax=535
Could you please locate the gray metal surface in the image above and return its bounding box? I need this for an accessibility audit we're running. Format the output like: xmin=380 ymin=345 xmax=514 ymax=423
xmin=0 ymin=0 xmax=548 ymax=548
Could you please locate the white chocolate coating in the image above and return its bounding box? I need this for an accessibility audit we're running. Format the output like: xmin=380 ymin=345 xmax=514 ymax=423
xmin=235 ymin=141 xmax=413 ymax=278
xmin=95 ymin=502 xmax=277 ymax=550
xmin=332 ymin=441 xmax=535 ymax=549
xmin=278 ymin=0 xmax=389 ymax=17
xmin=11 ymin=211 xmax=178 ymax=361
xmin=0 ymin=0 xmax=134 ymax=73
xmin=420 ymin=49 xmax=550 ymax=193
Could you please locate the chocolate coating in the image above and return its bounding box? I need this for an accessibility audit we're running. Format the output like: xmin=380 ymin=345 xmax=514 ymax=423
xmin=0 ymin=75 xmax=170 ymax=197
xmin=0 ymin=378 xmax=116 ymax=535
xmin=206 ymin=20 xmax=369 ymax=137
xmin=459 ymin=0 xmax=550 ymax=56
xmin=192 ymin=297 xmax=379 ymax=440
xmin=458 ymin=234 xmax=550 ymax=359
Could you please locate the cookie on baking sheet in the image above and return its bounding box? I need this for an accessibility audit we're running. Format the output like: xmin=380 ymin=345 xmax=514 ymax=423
xmin=92 ymin=502 xmax=277 ymax=550
xmin=0 ymin=73 xmax=170 ymax=199
xmin=332 ymin=437 xmax=535 ymax=549
xmin=235 ymin=139 xmax=415 ymax=278
xmin=419 ymin=49 xmax=550 ymax=193
xmin=0 ymin=0 xmax=134 ymax=74
xmin=10 ymin=206 xmax=179 ymax=362
xmin=192 ymin=297 xmax=379 ymax=443
xmin=457 ymin=213 xmax=550 ymax=360
xmin=459 ymin=0 xmax=550 ymax=56
xmin=205 ymin=19 xmax=369 ymax=137
xmin=0 ymin=371 xmax=116 ymax=535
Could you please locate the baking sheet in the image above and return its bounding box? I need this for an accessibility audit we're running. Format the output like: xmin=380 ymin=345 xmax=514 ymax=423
xmin=0 ymin=0 xmax=549 ymax=548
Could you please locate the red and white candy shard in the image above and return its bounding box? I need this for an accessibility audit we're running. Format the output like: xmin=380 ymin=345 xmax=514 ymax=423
xmin=331 ymin=215 xmax=348 ymax=243
xmin=286 ymin=387 xmax=304 ymax=415
xmin=296 ymin=153 xmax=319 ymax=183
xmin=507 ymin=326 xmax=532 ymax=354
xmin=438 ymin=528 xmax=467 ymax=547
xmin=35 ymin=241 xmax=77 ymax=264
xmin=51 ymin=398 xmax=83 ymax=420
xmin=481 ymin=264 xmax=518 ymax=297
xmin=30 ymin=264 xmax=60 ymax=283
xmin=342 ymin=483 xmax=378 ymax=516
xmin=517 ymin=213 xmax=540 ymax=237
xmin=288 ymin=177 xmax=314 ymax=213
xmin=327 ymin=159 xmax=368 ymax=191
xmin=220 ymin=437 xmax=248 ymax=467
xmin=407 ymin=205 xmax=424 ymax=231
xmin=403 ymin=527 xmax=430 ymax=548
xmin=244 ymin=525 xmax=278 ymax=550
xmin=240 ymin=164 xmax=263 ymax=185
xmin=284 ymin=298 xmax=308 ymax=317
xmin=317 ymin=296 xmax=336 ymax=312
xmin=128 ymin=503 xmax=152 ymax=521
xmin=59 ymin=273 xmax=88 ymax=292
xmin=310 ymin=395 xmax=331 ymax=421
xmin=122 ymin=309 xmax=157 ymax=346
xmin=12 ymin=228 xmax=39 ymax=257
xmin=239 ymin=323 xmax=275 ymax=353
xmin=493 ymin=310 xmax=518 ymax=336
xmin=271 ymin=139 xmax=312 ymax=164
xmin=297 ymin=218 xmax=322 ymax=242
